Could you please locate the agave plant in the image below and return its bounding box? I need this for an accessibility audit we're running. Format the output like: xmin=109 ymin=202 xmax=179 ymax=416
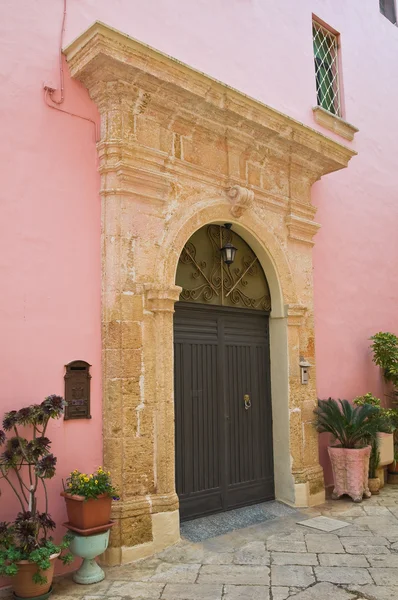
xmin=314 ymin=398 xmax=380 ymax=448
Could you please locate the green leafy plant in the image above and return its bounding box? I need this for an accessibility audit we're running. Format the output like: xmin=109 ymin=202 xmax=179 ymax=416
xmin=65 ymin=467 xmax=119 ymax=501
xmin=0 ymin=521 xmax=73 ymax=584
xmin=369 ymin=437 xmax=381 ymax=479
xmin=353 ymin=393 xmax=398 ymax=434
xmin=370 ymin=333 xmax=398 ymax=465
xmin=0 ymin=395 xmax=73 ymax=584
xmin=370 ymin=332 xmax=398 ymax=388
xmin=314 ymin=398 xmax=380 ymax=448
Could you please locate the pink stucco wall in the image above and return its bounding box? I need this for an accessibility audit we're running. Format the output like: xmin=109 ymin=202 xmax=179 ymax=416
xmin=1 ymin=0 xmax=398 ymax=575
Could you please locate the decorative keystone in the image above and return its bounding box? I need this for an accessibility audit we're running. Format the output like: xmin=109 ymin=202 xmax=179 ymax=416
xmin=227 ymin=185 xmax=254 ymax=218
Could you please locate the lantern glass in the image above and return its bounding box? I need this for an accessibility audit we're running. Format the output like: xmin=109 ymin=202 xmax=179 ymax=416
xmin=221 ymin=242 xmax=237 ymax=265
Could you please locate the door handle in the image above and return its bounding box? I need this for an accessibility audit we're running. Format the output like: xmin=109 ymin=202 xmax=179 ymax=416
xmin=244 ymin=394 xmax=251 ymax=410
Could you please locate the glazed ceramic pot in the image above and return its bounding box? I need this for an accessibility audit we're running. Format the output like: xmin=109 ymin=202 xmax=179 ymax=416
xmin=61 ymin=492 xmax=112 ymax=530
xmin=69 ymin=529 xmax=111 ymax=584
xmin=12 ymin=553 xmax=59 ymax=599
xmin=368 ymin=477 xmax=381 ymax=495
xmin=328 ymin=446 xmax=371 ymax=502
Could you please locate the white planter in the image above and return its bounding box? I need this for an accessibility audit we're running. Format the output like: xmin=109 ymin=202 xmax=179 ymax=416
xmin=377 ymin=432 xmax=394 ymax=467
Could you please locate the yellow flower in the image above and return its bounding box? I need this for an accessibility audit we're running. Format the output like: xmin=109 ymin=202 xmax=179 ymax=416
xmin=89 ymin=474 xmax=93 ymax=479
xmin=68 ymin=483 xmax=72 ymax=487
xmin=84 ymin=477 xmax=89 ymax=482
xmin=107 ymin=471 xmax=111 ymax=476
xmin=95 ymin=480 xmax=98 ymax=484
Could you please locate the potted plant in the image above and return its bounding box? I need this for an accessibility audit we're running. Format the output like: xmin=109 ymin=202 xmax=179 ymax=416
xmin=0 ymin=395 xmax=73 ymax=599
xmin=314 ymin=398 xmax=380 ymax=502
xmin=370 ymin=332 xmax=398 ymax=396
xmin=368 ymin=437 xmax=381 ymax=494
xmin=354 ymin=393 xmax=397 ymax=487
xmin=61 ymin=467 xmax=119 ymax=531
xmin=0 ymin=519 xmax=72 ymax=599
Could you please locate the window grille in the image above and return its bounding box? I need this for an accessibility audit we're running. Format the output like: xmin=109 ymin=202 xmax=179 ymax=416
xmin=312 ymin=21 xmax=341 ymax=116
xmin=380 ymin=0 xmax=397 ymax=24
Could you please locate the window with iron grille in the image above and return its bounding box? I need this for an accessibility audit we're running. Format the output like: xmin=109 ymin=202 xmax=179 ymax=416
xmin=312 ymin=21 xmax=341 ymax=117
xmin=380 ymin=0 xmax=397 ymax=24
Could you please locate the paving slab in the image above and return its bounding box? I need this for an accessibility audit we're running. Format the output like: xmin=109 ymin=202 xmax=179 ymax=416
xmin=314 ymin=566 xmax=372 ymax=584
xmin=223 ymin=585 xmax=269 ymax=599
xmin=362 ymin=505 xmax=394 ymax=516
xmin=271 ymin=588 xmax=289 ymax=600
xmin=348 ymin=585 xmax=398 ymax=599
xmin=161 ymin=583 xmax=223 ymax=599
xmin=271 ymin=552 xmax=318 ymax=566
xmin=366 ymin=554 xmax=398 ymax=567
xmin=198 ymin=564 xmax=270 ymax=585
xmin=318 ymin=553 xmax=368 ymax=567
xmin=336 ymin=526 xmax=374 ymax=537
xmin=267 ymin=536 xmax=307 ymax=553
xmin=369 ymin=567 xmax=398 ymax=585
xmin=341 ymin=541 xmax=391 ymax=555
xmin=297 ymin=516 xmax=350 ymax=532
xmin=305 ymin=533 xmax=344 ymax=553
xmin=270 ymin=565 xmax=314 ymax=587
xmin=148 ymin=563 xmax=201 ymax=583
xmin=288 ymin=582 xmax=357 ymax=599
xmin=234 ymin=541 xmax=270 ymax=565
xmin=107 ymin=581 xmax=164 ymax=598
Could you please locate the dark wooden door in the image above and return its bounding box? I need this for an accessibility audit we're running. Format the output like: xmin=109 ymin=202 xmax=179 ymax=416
xmin=174 ymin=302 xmax=274 ymax=521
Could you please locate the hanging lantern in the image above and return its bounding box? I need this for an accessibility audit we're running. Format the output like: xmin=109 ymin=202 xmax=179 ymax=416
xmin=220 ymin=223 xmax=237 ymax=266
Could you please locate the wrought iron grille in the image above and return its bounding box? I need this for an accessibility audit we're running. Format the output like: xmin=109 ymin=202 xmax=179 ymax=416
xmin=176 ymin=225 xmax=271 ymax=311
xmin=312 ymin=21 xmax=341 ymax=116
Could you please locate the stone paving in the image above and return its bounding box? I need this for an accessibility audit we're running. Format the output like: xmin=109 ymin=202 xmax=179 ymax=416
xmin=6 ymin=485 xmax=398 ymax=600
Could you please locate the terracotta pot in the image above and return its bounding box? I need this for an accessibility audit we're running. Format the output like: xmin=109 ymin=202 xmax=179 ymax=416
xmin=368 ymin=477 xmax=381 ymax=495
xmin=61 ymin=492 xmax=112 ymax=530
xmin=13 ymin=553 xmax=58 ymax=599
xmin=328 ymin=446 xmax=371 ymax=503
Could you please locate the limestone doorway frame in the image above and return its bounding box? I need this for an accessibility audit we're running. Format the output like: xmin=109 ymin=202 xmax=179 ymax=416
xmin=65 ymin=22 xmax=356 ymax=565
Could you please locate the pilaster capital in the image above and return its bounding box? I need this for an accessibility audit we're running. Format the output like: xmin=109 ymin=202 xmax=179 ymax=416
xmin=285 ymin=215 xmax=321 ymax=245
xmin=144 ymin=284 xmax=182 ymax=313
xmin=287 ymin=304 xmax=308 ymax=327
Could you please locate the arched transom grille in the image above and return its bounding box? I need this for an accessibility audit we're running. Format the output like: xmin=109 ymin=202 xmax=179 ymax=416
xmin=176 ymin=224 xmax=271 ymax=311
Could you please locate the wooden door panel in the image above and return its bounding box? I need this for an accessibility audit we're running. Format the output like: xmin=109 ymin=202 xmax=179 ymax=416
xmin=174 ymin=303 xmax=274 ymax=521
xmin=174 ymin=308 xmax=223 ymax=520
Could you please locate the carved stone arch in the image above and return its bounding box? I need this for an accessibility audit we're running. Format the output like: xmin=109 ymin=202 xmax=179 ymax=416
xmin=160 ymin=200 xmax=297 ymax=318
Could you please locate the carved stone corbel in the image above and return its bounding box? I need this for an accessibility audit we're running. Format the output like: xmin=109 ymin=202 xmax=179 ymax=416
xmin=144 ymin=284 xmax=182 ymax=313
xmin=227 ymin=185 xmax=254 ymax=218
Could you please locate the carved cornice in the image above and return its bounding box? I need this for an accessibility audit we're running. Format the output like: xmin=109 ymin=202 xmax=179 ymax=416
xmin=64 ymin=21 xmax=356 ymax=179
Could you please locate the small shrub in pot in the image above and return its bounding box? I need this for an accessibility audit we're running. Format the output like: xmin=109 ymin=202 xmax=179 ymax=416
xmin=314 ymin=398 xmax=380 ymax=502
xmin=61 ymin=467 xmax=119 ymax=531
xmin=0 ymin=395 xmax=73 ymax=598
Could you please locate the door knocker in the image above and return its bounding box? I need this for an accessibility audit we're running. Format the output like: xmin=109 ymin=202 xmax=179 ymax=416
xmin=244 ymin=394 xmax=251 ymax=410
